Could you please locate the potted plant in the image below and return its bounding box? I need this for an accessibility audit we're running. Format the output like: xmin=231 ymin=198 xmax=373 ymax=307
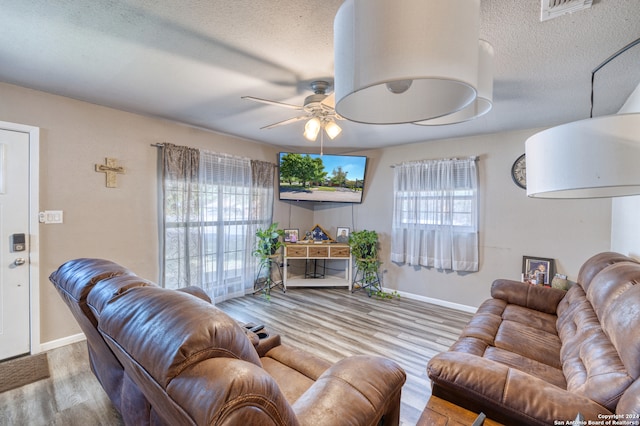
xmin=350 ymin=230 xmax=381 ymax=295
xmin=349 ymin=230 xmax=399 ymax=299
xmin=253 ymin=223 xmax=284 ymax=297
xmin=254 ymin=222 xmax=284 ymax=259
xmin=349 ymin=229 xmax=379 ymax=263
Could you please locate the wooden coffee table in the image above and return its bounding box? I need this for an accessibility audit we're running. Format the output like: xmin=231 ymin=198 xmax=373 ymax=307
xmin=417 ymin=396 xmax=504 ymax=426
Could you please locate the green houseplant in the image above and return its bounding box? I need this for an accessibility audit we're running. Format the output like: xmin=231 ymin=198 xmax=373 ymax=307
xmin=254 ymin=222 xmax=284 ymax=259
xmin=349 ymin=229 xmax=379 ymax=265
xmin=253 ymin=223 xmax=284 ymax=297
xmin=349 ymin=230 xmax=399 ymax=299
xmin=350 ymin=230 xmax=381 ymax=297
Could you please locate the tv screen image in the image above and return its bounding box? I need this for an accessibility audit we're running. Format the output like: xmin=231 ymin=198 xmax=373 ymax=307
xmin=278 ymin=152 xmax=368 ymax=203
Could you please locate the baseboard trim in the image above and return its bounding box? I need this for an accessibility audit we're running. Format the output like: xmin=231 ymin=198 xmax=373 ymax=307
xmin=383 ymin=287 xmax=478 ymax=313
xmin=39 ymin=333 xmax=86 ymax=353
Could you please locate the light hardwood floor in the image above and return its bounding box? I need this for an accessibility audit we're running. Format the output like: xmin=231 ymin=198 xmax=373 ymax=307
xmin=0 ymin=287 xmax=473 ymax=426
xmin=0 ymin=341 xmax=122 ymax=426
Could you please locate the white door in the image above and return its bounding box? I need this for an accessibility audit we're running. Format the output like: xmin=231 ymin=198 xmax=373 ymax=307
xmin=0 ymin=129 xmax=30 ymax=360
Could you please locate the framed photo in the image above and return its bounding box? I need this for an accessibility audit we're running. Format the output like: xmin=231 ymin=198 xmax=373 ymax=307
xmin=522 ymin=256 xmax=555 ymax=286
xmin=283 ymin=229 xmax=299 ymax=243
xmin=336 ymin=227 xmax=350 ymax=243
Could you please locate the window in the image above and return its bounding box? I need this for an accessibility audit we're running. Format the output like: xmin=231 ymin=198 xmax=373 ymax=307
xmin=390 ymin=158 xmax=479 ymax=272
xmin=395 ymin=189 xmax=475 ymax=229
xmin=161 ymin=144 xmax=274 ymax=302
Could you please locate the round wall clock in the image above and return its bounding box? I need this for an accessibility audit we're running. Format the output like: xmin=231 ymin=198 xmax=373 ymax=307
xmin=511 ymin=154 xmax=526 ymax=189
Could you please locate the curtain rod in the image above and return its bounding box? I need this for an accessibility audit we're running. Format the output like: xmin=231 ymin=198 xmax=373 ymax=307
xmin=390 ymin=156 xmax=478 ymax=168
xmin=150 ymin=143 xmax=275 ymax=165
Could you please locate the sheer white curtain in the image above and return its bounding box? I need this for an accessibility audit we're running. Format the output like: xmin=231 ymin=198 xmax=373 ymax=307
xmin=390 ymin=158 xmax=479 ymax=272
xmin=198 ymin=151 xmax=253 ymax=301
xmin=162 ymin=144 xmax=276 ymax=303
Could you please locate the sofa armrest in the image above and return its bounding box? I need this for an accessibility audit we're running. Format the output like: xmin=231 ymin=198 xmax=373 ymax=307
xmin=491 ymin=279 xmax=566 ymax=314
xmin=255 ymin=334 xmax=282 ymax=358
xmin=427 ymin=352 xmax=611 ymax=425
xmin=168 ymin=358 xmax=300 ymax=426
xmin=293 ymin=355 xmax=406 ymax=426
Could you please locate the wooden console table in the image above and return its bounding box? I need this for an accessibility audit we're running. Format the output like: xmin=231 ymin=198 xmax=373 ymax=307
xmin=283 ymin=243 xmax=352 ymax=290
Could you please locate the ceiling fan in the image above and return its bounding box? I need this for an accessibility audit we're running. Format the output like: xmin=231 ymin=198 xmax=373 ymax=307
xmin=242 ymin=80 xmax=343 ymax=141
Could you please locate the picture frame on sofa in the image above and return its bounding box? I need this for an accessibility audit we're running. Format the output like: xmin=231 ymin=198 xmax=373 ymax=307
xmin=522 ymin=255 xmax=555 ymax=285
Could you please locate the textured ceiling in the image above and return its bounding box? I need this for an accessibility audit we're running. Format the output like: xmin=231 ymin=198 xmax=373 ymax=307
xmin=1 ymin=0 xmax=639 ymax=152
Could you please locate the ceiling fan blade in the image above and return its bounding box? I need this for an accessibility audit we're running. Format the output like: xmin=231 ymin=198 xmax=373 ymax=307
xmin=242 ymin=96 xmax=303 ymax=110
xmin=321 ymin=92 xmax=335 ymax=108
xmin=261 ymin=115 xmax=308 ymax=129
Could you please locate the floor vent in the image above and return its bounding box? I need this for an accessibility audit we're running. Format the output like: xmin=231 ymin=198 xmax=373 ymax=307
xmin=540 ymin=0 xmax=593 ymax=21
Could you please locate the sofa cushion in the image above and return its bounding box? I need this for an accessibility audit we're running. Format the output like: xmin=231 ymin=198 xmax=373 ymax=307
xmin=618 ymin=378 xmax=640 ymax=416
xmin=460 ymin=298 xmax=562 ymax=370
xmin=577 ymin=252 xmax=638 ymax=293
xmin=491 ymin=279 xmax=566 ymax=315
xmin=587 ymin=262 xmax=640 ymax=378
xmin=261 ymin=345 xmax=332 ymax=403
xmin=494 ymin=319 xmax=561 ymax=369
xmin=556 ymin=262 xmax=640 ymax=411
xmin=48 ymin=258 xmax=135 ymax=411
xmin=449 ymin=336 xmax=566 ymax=388
xmin=87 ymin=275 xmax=156 ymax=317
xmin=49 ymin=258 xmax=134 ymax=327
xmin=99 ymin=286 xmax=262 ymax=388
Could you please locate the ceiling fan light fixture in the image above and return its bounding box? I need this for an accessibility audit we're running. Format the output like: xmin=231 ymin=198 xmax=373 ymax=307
xmin=414 ymin=40 xmax=494 ymax=126
xmin=324 ymin=120 xmax=342 ymax=139
xmin=386 ymin=80 xmax=413 ymax=94
xmin=334 ymin=0 xmax=480 ymax=124
xmin=304 ymin=117 xmax=321 ymax=141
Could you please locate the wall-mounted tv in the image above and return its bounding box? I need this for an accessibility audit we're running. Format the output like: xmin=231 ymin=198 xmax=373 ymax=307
xmin=278 ymin=152 xmax=368 ymax=203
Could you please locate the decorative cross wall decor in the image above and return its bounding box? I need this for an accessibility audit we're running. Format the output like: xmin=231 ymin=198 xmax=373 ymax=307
xmin=95 ymin=158 xmax=125 ymax=188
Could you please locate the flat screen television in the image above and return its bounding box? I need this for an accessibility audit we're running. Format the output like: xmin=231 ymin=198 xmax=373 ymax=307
xmin=278 ymin=152 xmax=368 ymax=203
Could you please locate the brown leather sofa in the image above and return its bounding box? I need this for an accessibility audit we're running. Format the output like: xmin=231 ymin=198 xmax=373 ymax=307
xmin=427 ymin=252 xmax=640 ymax=425
xmin=49 ymin=258 xmax=406 ymax=425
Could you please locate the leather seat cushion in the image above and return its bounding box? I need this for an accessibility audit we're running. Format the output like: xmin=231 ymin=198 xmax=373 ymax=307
xmin=449 ymin=336 xmax=566 ymax=389
xmin=261 ymin=345 xmax=332 ymax=404
xmin=261 ymin=358 xmax=316 ymax=404
xmin=459 ymin=298 xmax=561 ymax=369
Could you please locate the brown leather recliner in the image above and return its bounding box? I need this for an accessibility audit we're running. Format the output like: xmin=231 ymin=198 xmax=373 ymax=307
xmin=50 ymin=258 xmax=406 ymax=425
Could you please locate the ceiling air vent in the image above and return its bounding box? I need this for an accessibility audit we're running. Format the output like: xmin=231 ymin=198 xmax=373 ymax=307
xmin=540 ymin=0 xmax=593 ymax=21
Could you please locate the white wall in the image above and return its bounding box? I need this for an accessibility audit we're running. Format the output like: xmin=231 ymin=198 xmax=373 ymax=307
xmin=612 ymin=197 xmax=640 ymax=258
xmin=611 ymin=83 xmax=640 ymax=258
xmin=309 ymin=129 xmax=612 ymax=308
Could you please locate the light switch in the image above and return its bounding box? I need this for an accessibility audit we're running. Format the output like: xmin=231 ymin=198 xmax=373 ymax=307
xmin=39 ymin=210 xmax=64 ymax=224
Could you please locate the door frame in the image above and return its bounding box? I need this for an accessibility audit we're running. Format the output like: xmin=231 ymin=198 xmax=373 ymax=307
xmin=0 ymin=120 xmax=40 ymax=355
